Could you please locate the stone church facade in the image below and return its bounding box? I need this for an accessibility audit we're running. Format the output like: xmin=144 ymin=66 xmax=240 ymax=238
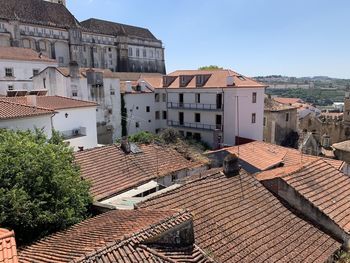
xmin=0 ymin=0 xmax=166 ymax=74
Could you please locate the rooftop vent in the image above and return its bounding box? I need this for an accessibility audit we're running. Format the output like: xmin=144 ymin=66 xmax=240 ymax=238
xmin=121 ymin=138 xmax=131 ymax=154
xmin=223 ymin=153 xmax=240 ymax=177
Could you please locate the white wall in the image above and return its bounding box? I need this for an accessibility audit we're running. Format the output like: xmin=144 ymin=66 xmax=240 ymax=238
xmin=52 ymin=107 xmax=98 ymax=151
xmin=0 ymin=59 xmax=57 ymax=95
xmin=0 ymin=115 xmax=52 ymax=137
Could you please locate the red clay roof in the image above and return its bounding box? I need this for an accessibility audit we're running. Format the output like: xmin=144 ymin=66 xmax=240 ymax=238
xmin=0 ymin=47 xmax=55 ymax=63
xmin=143 ymin=69 xmax=266 ymax=89
xmin=274 ymin=97 xmax=303 ymax=105
xmin=0 ymin=100 xmax=54 ymax=120
xmin=19 ymin=209 xmax=198 ymax=263
xmin=259 ymin=159 xmax=350 ymax=234
xmin=139 ymin=170 xmax=340 ymax=262
xmin=221 ymin=141 xmax=344 ymax=171
xmin=0 ymin=96 xmax=97 ymax=110
xmin=0 ymin=229 xmax=18 ymax=263
xmin=265 ymin=98 xmax=297 ymax=112
xmin=74 ymin=144 xmax=200 ymax=201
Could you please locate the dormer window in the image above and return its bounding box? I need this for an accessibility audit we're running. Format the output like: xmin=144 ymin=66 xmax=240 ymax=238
xmin=237 ymin=75 xmax=246 ymax=81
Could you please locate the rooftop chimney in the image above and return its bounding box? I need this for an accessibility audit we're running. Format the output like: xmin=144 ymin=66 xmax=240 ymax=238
xmin=226 ymin=76 xmax=235 ymax=86
xmin=26 ymin=95 xmax=37 ymax=107
xmin=69 ymin=61 xmax=79 ymax=79
xmin=121 ymin=137 xmax=131 ymax=154
xmin=223 ymin=153 xmax=240 ymax=177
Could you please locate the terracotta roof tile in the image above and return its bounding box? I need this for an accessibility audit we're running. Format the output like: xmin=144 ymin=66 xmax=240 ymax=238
xmin=0 ymin=96 xmax=97 ymax=110
xmin=0 ymin=47 xmax=56 ymax=63
xmin=74 ymin=144 xmax=200 ymax=201
xmin=262 ymin=159 xmax=350 ymax=234
xmin=0 ymin=100 xmax=54 ymax=120
xmin=221 ymin=141 xmax=344 ymax=171
xmin=19 ymin=209 xmax=194 ymax=263
xmin=273 ymin=98 xmax=303 ymax=105
xmin=0 ymin=0 xmax=80 ymax=29
xmin=139 ymin=170 xmax=340 ymax=262
xmin=0 ymin=229 xmax=19 ymax=263
xmin=265 ymin=98 xmax=297 ymax=112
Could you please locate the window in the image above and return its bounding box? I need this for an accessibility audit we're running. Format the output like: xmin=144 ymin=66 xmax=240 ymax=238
xmin=155 ymin=111 xmax=160 ymax=120
xmin=252 ymin=92 xmax=257 ymax=103
xmin=110 ymin=89 xmax=115 ymax=95
xmin=33 ymin=69 xmax=39 ymax=76
xmin=143 ymin=49 xmax=147 ymax=57
xmin=155 ymin=93 xmax=160 ymax=102
xmin=108 ymin=47 xmax=112 ymax=52
xmin=162 ymin=111 xmax=167 ymax=120
xmin=39 ymin=41 xmax=46 ymax=51
xmin=186 ymin=132 xmax=193 ymax=138
xmin=93 ymin=47 xmax=97 ymax=53
xmin=162 ymin=93 xmax=166 ymax=102
xmin=171 ymin=174 xmax=178 ymax=182
xmin=5 ymin=68 xmax=13 ymax=77
xmin=179 ymin=130 xmax=185 ymax=137
xmin=252 ymin=113 xmax=256 ymax=124
xmin=150 ymin=50 xmax=154 ymax=58
xmin=136 ymin=122 xmax=140 ymax=128
xmin=136 ymin=48 xmax=140 ymax=57
xmin=195 ymin=113 xmax=201 ymax=123
xmin=128 ymin=47 xmax=133 ymax=56
xmin=72 ymin=91 xmax=78 ymax=97
xmin=7 ymin=85 xmax=13 ymax=91
xmin=286 ymin=113 xmax=290 ymax=122
xmin=263 ymin=117 xmax=266 ymax=127
xmin=195 ymin=93 xmax=201 ymax=103
xmin=146 ymin=106 xmax=150 ymax=112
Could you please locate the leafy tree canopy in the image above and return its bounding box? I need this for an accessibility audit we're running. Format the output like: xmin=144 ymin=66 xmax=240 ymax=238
xmin=0 ymin=129 xmax=92 ymax=245
xmin=198 ymin=65 xmax=223 ymax=71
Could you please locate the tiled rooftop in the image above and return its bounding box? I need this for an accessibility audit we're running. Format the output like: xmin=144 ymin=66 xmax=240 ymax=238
xmin=139 ymin=169 xmax=341 ymax=263
xmin=0 ymin=0 xmax=79 ymax=29
xmin=0 ymin=47 xmax=56 ymax=63
xmin=143 ymin=70 xmax=266 ymax=89
xmin=258 ymin=159 xmax=350 ymax=235
xmin=220 ymin=141 xmax=344 ymax=171
xmin=273 ymin=97 xmax=303 ymax=105
xmin=265 ymin=97 xmax=297 ymax=112
xmin=0 ymin=100 xmax=54 ymax=120
xmin=74 ymin=144 xmax=200 ymax=201
xmin=0 ymin=229 xmax=18 ymax=263
xmin=0 ymin=96 xmax=97 ymax=110
xmin=19 ymin=209 xmax=197 ymax=263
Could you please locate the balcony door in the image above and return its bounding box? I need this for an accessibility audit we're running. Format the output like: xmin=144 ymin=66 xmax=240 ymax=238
xmin=179 ymin=112 xmax=184 ymax=125
xmin=216 ymin=115 xmax=222 ymax=130
xmin=179 ymin=93 xmax=184 ymax=107
xmin=216 ymin=94 xmax=222 ymax=109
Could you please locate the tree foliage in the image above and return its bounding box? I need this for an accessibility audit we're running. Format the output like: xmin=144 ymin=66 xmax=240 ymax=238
xmin=198 ymin=65 xmax=223 ymax=71
xmin=0 ymin=129 xmax=92 ymax=245
xmin=128 ymin=131 xmax=156 ymax=144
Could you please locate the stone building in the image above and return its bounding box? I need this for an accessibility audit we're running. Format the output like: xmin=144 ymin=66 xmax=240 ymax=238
xmin=299 ymin=91 xmax=350 ymax=150
xmin=0 ymin=0 xmax=165 ymax=74
xmin=263 ymin=97 xmax=298 ymax=146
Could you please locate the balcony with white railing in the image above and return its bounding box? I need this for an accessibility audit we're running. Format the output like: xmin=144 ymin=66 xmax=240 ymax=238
xmin=167 ymin=120 xmax=223 ymax=131
xmin=167 ymin=102 xmax=223 ymax=111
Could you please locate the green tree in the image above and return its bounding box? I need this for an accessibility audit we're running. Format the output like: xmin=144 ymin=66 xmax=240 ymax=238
xmin=128 ymin=131 xmax=156 ymax=144
xmin=198 ymin=65 xmax=223 ymax=70
xmin=0 ymin=129 xmax=92 ymax=245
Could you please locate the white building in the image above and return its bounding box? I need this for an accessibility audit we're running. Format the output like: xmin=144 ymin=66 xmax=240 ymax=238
xmin=0 ymin=95 xmax=98 ymax=151
xmin=123 ymin=70 xmax=266 ymax=148
xmin=33 ymin=65 xmax=121 ymax=144
xmin=0 ymin=47 xmax=57 ymax=96
xmin=0 ymin=99 xmax=54 ymax=137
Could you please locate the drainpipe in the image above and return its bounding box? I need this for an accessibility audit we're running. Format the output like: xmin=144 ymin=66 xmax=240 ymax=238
xmin=50 ymin=112 xmax=56 ymax=136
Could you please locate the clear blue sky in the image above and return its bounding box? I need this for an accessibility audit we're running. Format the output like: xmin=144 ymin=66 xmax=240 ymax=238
xmin=68 ymin=0 xmax=350 ymax=78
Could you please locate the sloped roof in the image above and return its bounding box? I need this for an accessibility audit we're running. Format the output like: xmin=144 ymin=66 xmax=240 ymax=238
xmin=265 ymin=97 xmax=297 ymax=112
xmin=258 ymin=159 xmax=350 ymax=235
xmin=274 ymin=97 xmax=303 ymax=105
xmin=0 ymin=100 xmax=54 ymax=120
xmin=0 ymin=47 xmax=56 ymax=63
xmin=0 ymin=0 xmax=80 ymax=29
xmin=333 ymin=140 xmax=350 ymax=152
xmin=139 ymin=169 xmax=340 ymax=262
xmin=74 ymin=144 xmax=200 ymax=201
xmin=81 ymin=18 xmax=159 ymax=40
xmin=219 ymin=141 xmax=344 ymax=171
xmin=1 ymin=96 xmax=97 ymax=110
xmin=0 ymin=229 xmax=18 ymax=263
xmin=19 ymin=210 xmax=204 ymax=263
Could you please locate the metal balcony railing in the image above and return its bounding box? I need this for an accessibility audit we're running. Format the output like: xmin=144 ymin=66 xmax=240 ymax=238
xmin=167 ymin=102 xmax=223 ymax=111
xmin=168 ymin=121 xmax=223 ymax=131
xmin=61 ymin=127 xmax=87 ymax=139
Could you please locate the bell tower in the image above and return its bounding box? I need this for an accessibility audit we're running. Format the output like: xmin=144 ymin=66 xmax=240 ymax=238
xmin=44 ymin=0 xmax=66 ymax=6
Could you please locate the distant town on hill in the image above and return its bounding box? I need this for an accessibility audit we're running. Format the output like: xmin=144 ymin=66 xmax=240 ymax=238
xmin=254 ymin=75 xmax=350 ymax=106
